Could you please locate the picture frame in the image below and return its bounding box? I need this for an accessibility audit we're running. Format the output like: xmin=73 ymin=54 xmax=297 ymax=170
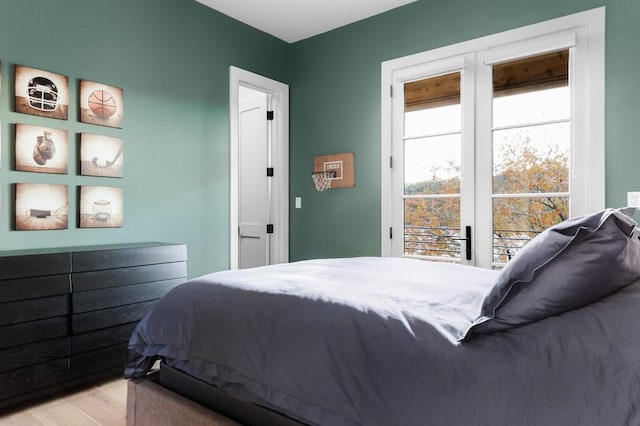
xmin=15 ymin=124 xmax=68 ymax=174
xmin=79 ymin=185 xmax=124 ymax=228
xmin=79 ymin=80 xmax=124 ymax=128
xmin=15 ymin=183 xmax=68 ymax=230
xmin=80 ymin=133 xmax=123 ymax=177
xmin=15 ymin=65 xmax=69 ymax=120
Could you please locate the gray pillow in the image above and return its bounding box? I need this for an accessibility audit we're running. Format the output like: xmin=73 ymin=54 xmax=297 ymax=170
xmin=462 ymin=207 xmax=640 ymax=340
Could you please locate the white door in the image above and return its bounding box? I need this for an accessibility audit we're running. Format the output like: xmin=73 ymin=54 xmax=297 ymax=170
xmin=230 ymin=66 xmax=289 ymax=270
xmin=238 ymin=87 xmax=270 ymax=269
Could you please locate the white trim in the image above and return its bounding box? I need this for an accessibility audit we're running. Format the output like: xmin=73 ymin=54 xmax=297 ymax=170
xmin=381 ymin=7 xmax=605 ymax=263
xmin=230 ymin=66 xmax=289 ymax=269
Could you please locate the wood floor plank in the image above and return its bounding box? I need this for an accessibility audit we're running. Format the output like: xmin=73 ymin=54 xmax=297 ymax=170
xmin=96 ymin=378 xmax=128 ymax=406
xmin=66 ymin=385 xmax=125 ymax=426
xmin=30 ymin=399 xmax=99 ymax=426
xmin=0 ymin=410 xmax=44 ymax=426
xmin=0 ymin=378 xmax=126 ymax=426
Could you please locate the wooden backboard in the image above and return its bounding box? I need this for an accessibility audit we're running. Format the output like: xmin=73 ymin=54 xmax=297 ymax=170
xmin=313 ymin=152 xmax=355 ymax=188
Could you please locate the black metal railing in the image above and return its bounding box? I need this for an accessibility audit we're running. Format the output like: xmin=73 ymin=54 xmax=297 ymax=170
xmin=404 ymin=226 xmax=461 ymax=258
xmin=404 ymin=225 xmax=540 ymax=262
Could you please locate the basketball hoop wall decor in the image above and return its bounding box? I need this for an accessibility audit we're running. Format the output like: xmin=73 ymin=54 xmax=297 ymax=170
xmin=79 ymin=80 xmax=124 ymax=128
xmin=313 ymin=152 xmax=355 ymax=190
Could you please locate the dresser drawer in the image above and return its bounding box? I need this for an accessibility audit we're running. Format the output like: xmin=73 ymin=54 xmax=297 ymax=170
xmin=0 ymin=359 xmax=68 ymax=400
xmin=72 ymin=300 xmax=157 ymax=334
xmin=69 ymin=343 xmax=128 ymax=378
xmin=0 ymin=274 xmax=69 ymax=303
xmin=0 ymin=317 xmax=68 ymax=350
xmin=72 ymin=278 xmax=184 ymax=313
xmin=0 ymin=295 xmax=68 ymax=327
xmin=71 ymin=322 xmax=137 ymax=354
xmin=0 ymin=338 xmax=69 ymax=373
xmin=72 ymin=244 xmax=187 ymax=272
xmin=72 ymin=261 xmax=187 ymax=292
xmin=0 ymin=252 xmax=70 ymax=281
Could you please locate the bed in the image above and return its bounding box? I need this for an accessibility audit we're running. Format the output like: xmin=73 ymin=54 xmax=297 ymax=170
xmin=125 ymin=208 xmax=640 ymax=425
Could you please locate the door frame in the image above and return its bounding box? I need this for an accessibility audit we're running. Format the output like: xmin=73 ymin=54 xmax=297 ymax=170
xmin=230 ymin=66 xmax=289 ymax=269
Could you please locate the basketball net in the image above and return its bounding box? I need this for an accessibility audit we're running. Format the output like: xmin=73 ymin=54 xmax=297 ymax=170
xmin=312 ymin=171 xmax=335 ymax=191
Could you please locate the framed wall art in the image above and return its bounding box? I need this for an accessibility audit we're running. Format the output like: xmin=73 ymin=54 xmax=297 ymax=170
xmin=79 ymin=185 xmax=123 ymax=228
xmin=15 ymin=65 xmax=69 ymax=120
xmin=79 ymin=80 xmax=124 ymax=128
xmin=15 ymin=183 xmax=68 ymax=230
xmin=80 ymin=133 xmax=123 ymax=177
xmin=15 ymin=124 xmax=68 ymax=174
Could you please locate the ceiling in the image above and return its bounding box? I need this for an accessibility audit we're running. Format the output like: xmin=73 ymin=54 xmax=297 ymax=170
xmin=195 ymin=0 xmax=417 ymax=43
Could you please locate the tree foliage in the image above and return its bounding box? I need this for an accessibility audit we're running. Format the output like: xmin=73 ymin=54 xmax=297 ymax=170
xmin=404 ymin=136 xmax=569 ymax=263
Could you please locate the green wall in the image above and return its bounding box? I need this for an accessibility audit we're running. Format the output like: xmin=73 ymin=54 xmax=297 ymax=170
xmin=288 ymin=0 xmax=640 ymax=260
xmin=1 ymin=0 xmax=638 ymax=273
xmin=0 ymin=0 xmax=289 ymax=277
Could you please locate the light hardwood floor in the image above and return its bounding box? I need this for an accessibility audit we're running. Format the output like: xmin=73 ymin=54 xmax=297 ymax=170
xmin=0 ymin=377 xmax=127 ymax=426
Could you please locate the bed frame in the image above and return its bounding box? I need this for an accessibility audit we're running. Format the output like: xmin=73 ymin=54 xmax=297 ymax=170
xmin=126 ymin=364 xmax=306 ymax=426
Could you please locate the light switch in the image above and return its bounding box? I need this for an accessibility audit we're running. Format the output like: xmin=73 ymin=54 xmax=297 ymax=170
xmin=628 ymin=192 xmax=640 ymax=207
xmin=295 ymin=197 xmax=302 ymax=209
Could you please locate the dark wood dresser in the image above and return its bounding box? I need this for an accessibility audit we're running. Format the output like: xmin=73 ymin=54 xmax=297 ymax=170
xmin=0 ymin=242 xmax=187 ymax=409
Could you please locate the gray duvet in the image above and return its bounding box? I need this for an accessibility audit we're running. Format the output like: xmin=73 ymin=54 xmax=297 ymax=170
xmin=125 ymin=257 xmax=640 ymax=426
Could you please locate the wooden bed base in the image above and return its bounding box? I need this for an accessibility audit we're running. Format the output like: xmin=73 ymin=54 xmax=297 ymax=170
xmin=126 ymin=376 xmax=240 ymax=426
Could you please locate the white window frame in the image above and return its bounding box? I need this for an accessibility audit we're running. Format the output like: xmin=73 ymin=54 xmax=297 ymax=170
xmin=380 ymin=7 xmax=605 ymax=267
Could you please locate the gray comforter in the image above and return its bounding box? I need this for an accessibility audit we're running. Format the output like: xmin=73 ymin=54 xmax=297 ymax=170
xmin=125 ymin=257 xmax=640 ymax=426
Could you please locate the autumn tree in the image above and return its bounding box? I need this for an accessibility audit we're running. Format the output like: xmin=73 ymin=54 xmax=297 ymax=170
xmin=404 ymin=136 xmax=569 ymax=263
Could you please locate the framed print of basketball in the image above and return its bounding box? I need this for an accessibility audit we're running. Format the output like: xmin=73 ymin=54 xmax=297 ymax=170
xmin=79 ymin=80 xmax=124 ymax=128
xmin=15 ymin=65 xmax=69 ymax=120
xmin=15 ymin=124 xmax=69 ymax=174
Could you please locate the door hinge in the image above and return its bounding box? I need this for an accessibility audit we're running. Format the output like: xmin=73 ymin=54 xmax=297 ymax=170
xmin=389 ymin=156 xmax=393 ymax=168
xmin=266 ymin=224 xmax=274 ymax=234
xmin=389 ymin=227 xmax=393 ymax=239
xmin=267 ymin=110 xmax=274 ymax=121
xmin=267 ymin=167 xmax=274 ymax=177
xmin=390 ymin=85 xmax=393 ymax=97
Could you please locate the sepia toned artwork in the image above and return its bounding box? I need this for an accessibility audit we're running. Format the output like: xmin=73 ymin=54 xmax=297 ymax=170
xmin=15 ymin=124 xmax=68 ymax=174
xmin=80 ymin=185 xmax=123 ymax=228
xmin=15 ymin=183 xmax=68 ymax=230
xmin=79 ymin=80 xmax=124 ymax=128
xmin=15 ymin=65 xmax=69 ymax=120
xmin=80 ymin=134 xmax=123 ymax=177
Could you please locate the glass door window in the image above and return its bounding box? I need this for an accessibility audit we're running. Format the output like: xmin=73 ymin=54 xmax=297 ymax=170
xmin=491 ymin=51 xmax=570 ymax=266
xmin=403 ymin=73 xmax=463 ymax=260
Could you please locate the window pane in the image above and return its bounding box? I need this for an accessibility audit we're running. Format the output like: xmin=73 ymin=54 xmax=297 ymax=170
xmin=493 ymin=122 xmax=569 ymax=194
xmin=405 ymin=104 xmax=461 ymax=138
xmin=493 ymin=50 xmax=569 ymax=128
xmin=493 ymin=196 xmax=569 ymax=263
xmin=404 ymin=198 xmax=460 ymax=258
xmin=493 ymin=87 xmax=570 ymax=128
xmin=405 ymin=135 xmax=461 ymax=195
